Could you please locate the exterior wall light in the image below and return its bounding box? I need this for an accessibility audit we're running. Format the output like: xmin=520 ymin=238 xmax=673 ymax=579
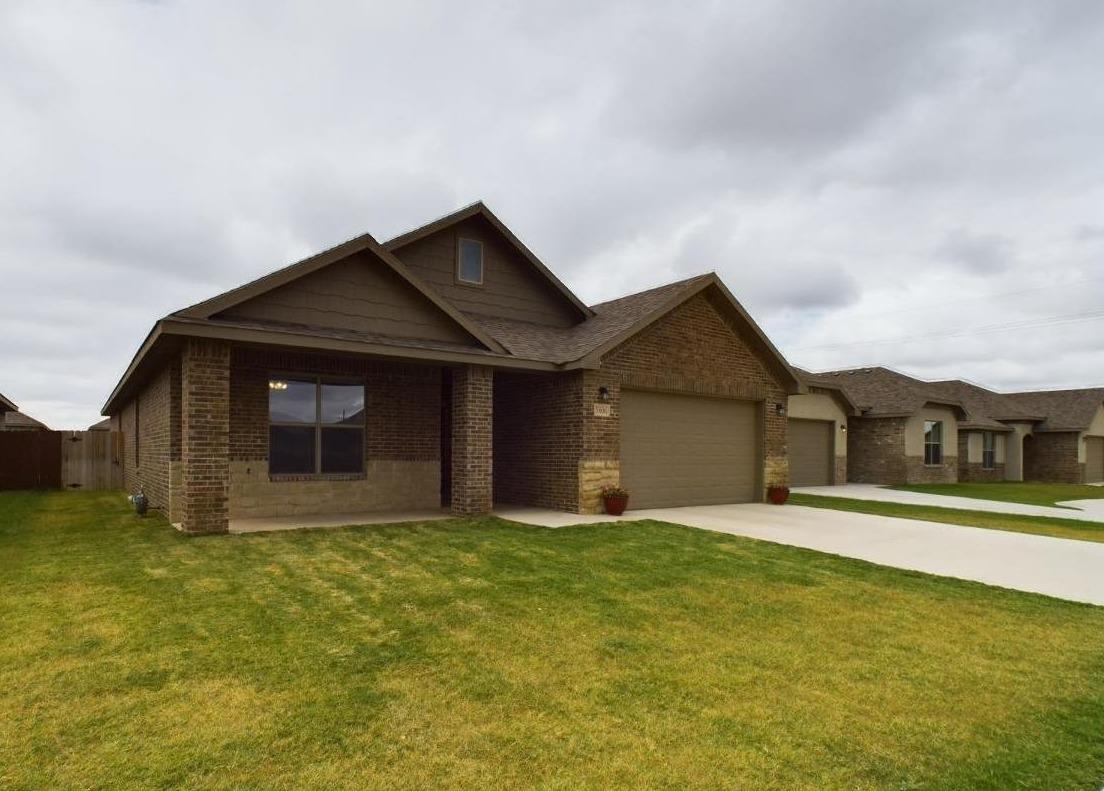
xmin=775 ymin=403 xmax=786 ymax=416
xmin=597 ymin=386 xmax=611 ymax=402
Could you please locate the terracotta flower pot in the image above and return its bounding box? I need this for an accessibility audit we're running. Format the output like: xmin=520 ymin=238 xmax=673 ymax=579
xmin=767 ymin=486 xmax=790 ymax=505
xmin=604 ymin=495 xmax=629 ymax=516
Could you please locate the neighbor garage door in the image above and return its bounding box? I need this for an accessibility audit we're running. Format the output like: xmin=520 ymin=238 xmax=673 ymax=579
xmin=1086 ymin=437 xmax=1104 ymax=483
xmin=620 ymin=390 xmax=758 ymax=509
xmin=788 ymin=418 xmax=834 ymax=487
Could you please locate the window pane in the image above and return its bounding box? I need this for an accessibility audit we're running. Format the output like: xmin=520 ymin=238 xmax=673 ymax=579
xmin=269 ymin=379 xmax=316 ymax=423
xmin=269 ymin=426 xmax=315 ymax=474
xmin=321 ymin=383 xmax=364 ymax=425
xmin=321 ymin=428 xmax=363 ymax=473
xmin=458 ymin=239 xmax=483 ymax=283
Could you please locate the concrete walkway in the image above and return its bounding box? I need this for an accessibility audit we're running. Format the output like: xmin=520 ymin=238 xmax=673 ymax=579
xmin=792 ymin=483 xmax=1104 ymax=523
xmin=496 ymin=504 xmax=1104 ymax=606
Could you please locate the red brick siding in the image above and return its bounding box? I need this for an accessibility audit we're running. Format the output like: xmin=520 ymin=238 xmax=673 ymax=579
xmin=181 ymin=339 xmax=231 ymax=534
xmin=493 ymin=370 xmax=583 ymax=510
xmin=451 ymin=365 xmax=493 ymax=515
xmin=588 ymin=290 xmax=790 ymax=498
xmin=847 ymin=417 xmax=908 ymax=483
xmin=229 ymin=347 xmax=440 ymax=464
xmin=1024 ymin=432 xmax=1083 ymax=483
xmin=118 ymin=358 xmax=179 ymax=511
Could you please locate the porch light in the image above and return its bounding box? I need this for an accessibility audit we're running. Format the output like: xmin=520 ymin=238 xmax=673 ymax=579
xmin=269 ymin=380 xmax=288 ymax=391
xmin=775 ymin=403 xmax=786 ymax=416
xmin=597 ymin=386 xmax=611 ymax=402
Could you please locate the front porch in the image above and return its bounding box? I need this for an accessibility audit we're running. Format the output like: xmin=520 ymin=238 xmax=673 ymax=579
xmin=176 ymin=339 xmax=587 ymax=534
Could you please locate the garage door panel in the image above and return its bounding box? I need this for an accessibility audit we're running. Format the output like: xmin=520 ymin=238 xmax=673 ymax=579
xmin=788 ymin=418 xmax=834 ymax=487
xmin=1087 ymin=437 xmax=1104 ymax=483
xmin=621 ymin=390 xmax=758 ymax=509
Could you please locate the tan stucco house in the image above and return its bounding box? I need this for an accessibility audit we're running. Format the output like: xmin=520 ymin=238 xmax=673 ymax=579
xmin=803 ymin=367 xmax=1104 ymax=485
xmin=103 ymin=202 xmax=803 ymax=533
xmin=785 ymin=371 xmax=856 ymax=486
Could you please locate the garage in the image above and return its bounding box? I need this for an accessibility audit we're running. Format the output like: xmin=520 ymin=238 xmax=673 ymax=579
xmin=1086 ymin=437 xmax=1104 ymax=483
xmin=788 ymin=418 xmax=835 ymax=487
xmin=620 ymin=390 xmax=758 ymax=509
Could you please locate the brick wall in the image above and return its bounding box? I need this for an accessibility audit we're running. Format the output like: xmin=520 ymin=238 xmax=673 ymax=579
xmin=181 ymin=339 xmax=231 ymax=534
xmin=227 ymin=347 xmax=442 ymax=519
xmin=904 ymin=456 xmax=959 ymax=484
xmin=580 ymin=290 xmax=791 ymax=510
xmin=118 ymin=357 xmax=181 ymax=513
xmin=847 ymin=417 xmax=908 ymax=483
xmin=493 ymin=370 xmax=582 ymax=510
xmin=957 ymin=433 xmax=1005 ymax=482
xmin=1024 ymin=432 xmax=1083 ymax=483
xmin=451 ymin=365 xmax=493 ymax=515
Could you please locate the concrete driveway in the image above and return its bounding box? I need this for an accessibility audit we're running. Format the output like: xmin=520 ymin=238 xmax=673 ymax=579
xmin=497 ymin=503 xmax=1104 ymax=606
xmin=793 ymin=483 xmax=1104 ymax=523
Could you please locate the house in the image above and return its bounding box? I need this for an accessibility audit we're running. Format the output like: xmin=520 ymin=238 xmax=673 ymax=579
xmin=0 ymin=392 xmax=50 ymax=432
xmin=805 ymin=368 xmax=1104 ymax=485
xmin=785 ymin=370 xmax=856 ymax=486
xmin=88 ymin=418 xmax=113 ymax=432
xmin=102 ymin=202 xmax=802 ymax=534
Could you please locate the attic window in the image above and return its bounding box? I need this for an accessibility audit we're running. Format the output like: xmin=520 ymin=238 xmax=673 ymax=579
xmin=457 ymin=238 xmax=483 ymax=285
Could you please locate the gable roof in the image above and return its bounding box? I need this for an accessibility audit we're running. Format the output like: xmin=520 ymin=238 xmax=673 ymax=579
xmin=927 ymin=379 xmax=1043 ymax=428
xmin=467 ymin=272 xmax=802 ymax=391
xmin=1004 ymin=388 xmax=1104 ymax=432
xmin=383 ymin=201 xmax=594 ymax=321
xmin=0 ymin=392 xmax=16 ymax=412
xmin=0 ymin=409 xmax=49 ymax=431
xmin=809 ymin=367 xmax=967 ymax=419
xmin=792 ymin=368 xmax=859 ymax=414
xmin=173 ymin=229 xmax=504 ymax=354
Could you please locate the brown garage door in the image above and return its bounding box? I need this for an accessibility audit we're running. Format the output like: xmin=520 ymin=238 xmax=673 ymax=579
xmin=1086 ymin=437 xmax=1104 ymax=483
xmin=620 ymin=390 xmax=758 ymax=509
xmin=788 ymin=419 xmax=834 ymax=487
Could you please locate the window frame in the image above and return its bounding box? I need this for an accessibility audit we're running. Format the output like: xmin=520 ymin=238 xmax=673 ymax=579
xmin=923 ymin=420 xmax=943 ymax=466
xmin=267 ymin=374 xmax=366 ymax=476
xmin=456 ymin=237 xmax=484 ymax=286
xmin=982 ymin=431 xmax=996 ymax=470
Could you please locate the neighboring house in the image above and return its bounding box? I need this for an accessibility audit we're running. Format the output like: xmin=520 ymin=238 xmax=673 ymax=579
xmin=0 ymin=392 xmax=50 ymax=432
xmin=806 ymin=368 xmax=1104 ymax=485
xmin=786 ymin=370 xmax=857 ymax=486
xmin=808 ymin=368 xmax=966 ymax=485
xmin=88 ymin=418 xmax=113 ymax=432
xmin=102 ymin=202 xmax=802 ymax=534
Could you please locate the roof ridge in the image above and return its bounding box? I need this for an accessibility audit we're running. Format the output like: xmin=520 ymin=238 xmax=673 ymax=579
xmin=589 ymin=272 xmax=714 ymax=310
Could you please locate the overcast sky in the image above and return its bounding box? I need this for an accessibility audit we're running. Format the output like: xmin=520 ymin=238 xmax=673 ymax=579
xmin=3 ymin=1 xmax=1104 ymax=428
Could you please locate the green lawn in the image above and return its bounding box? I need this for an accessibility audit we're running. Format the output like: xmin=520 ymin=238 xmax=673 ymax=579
xmin=790 ymin=492 xmax=1104 ymax=544
xmin=891 ymin=481 xmax=1104 ymax=508
xmin=4 ymin=492 xmax=1104 ymax=789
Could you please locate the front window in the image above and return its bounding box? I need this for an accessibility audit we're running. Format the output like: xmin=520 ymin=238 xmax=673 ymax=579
xmin=457 ymin=238 xmax=484 ymax=284
xmin=268 ymin=377 xmax=365 ymax=474
xmin=982 ymin=431 xmax=996 ymax=470
xmin=924 ymin=420 xmax=943 ymax=466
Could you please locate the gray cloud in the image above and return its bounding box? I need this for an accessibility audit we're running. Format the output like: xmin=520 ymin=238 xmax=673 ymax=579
xmin=3 ymin=0 xmax=1104 ymax=428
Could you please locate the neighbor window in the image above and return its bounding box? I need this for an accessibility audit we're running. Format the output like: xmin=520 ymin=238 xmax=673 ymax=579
xmin=268 ymin=377 xmax=365 ymax=474
xmin=923 ymin=420 xmax=943 ymax=466
xmin=982 ymin=431 xmax=996 ymax=470
xmin=457 ymin=238 xmax=484 ymax=284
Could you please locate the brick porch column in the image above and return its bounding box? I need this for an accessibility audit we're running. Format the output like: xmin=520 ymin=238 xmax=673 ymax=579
xmin=451 ymin=364 xmax=493 ymax=516
xmin=180 ymin=338 xmax=231 ymax=534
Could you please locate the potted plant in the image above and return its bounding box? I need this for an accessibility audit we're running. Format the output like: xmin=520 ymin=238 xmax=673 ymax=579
xmin=767 ymin=485 xmax=790 ymax=505
xmin=601 ymin=485 xmax=630 ymax=516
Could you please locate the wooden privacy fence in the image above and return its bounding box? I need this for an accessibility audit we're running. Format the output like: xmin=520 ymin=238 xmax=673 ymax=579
xmin=0 ymin=430 xmax=122 ymax=491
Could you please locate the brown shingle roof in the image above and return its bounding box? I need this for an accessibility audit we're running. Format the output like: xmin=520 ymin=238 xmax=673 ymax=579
xmin=806 ymin=367 xmax=967 ymax=419
xmin=0 ymin=410 xmax=49 ymax=431
xmin=469 ymin=274 xmax=712 ymax=363
xmin=0 ymin=392 xmax=16 ymax=412
xmin=927 ymin=380 xmax=1040 ymax=429
xmin=1004 ymin=388 xmax=1104 ymax=432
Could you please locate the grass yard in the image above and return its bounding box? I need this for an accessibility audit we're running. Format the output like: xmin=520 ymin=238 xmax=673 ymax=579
xmin=891 ymin=481 xmax=1104 ymax=508
xmin=4 ymin=492 xmax=1104 ymax=789
xmin=790 ymin=492 xmax=1104 ymax=544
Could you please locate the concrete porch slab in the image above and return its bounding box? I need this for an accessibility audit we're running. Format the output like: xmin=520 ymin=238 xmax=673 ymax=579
xmin=229 ymin=508 xmax=451 ymax=534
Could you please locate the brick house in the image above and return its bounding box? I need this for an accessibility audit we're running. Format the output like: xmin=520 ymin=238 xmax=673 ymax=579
xmin=804 ymin=367 xmax=1104 ymax=485
xmin=102 ymin=202 xmax=802 ymax=533
xmin=0 ymin=391 xmax=50 ymax=432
